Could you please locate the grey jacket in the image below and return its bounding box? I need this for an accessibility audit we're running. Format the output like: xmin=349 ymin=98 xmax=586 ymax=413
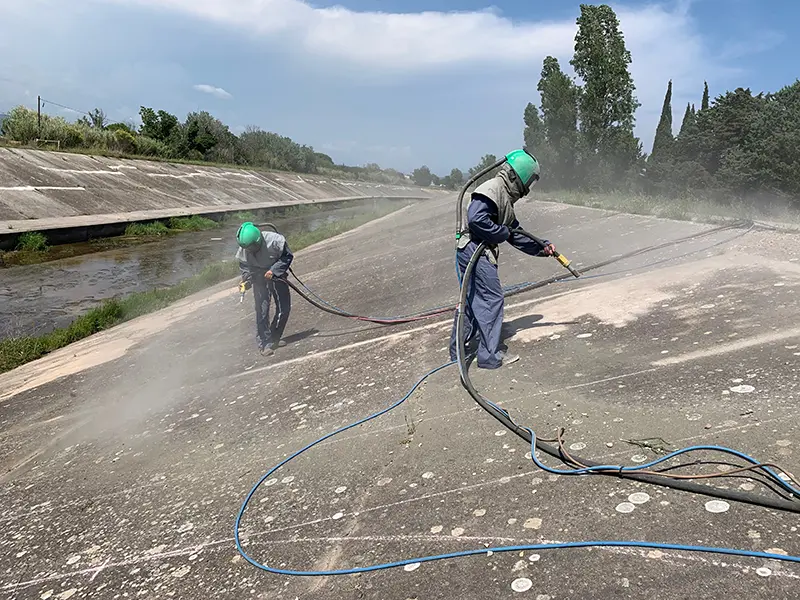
xmin=236 ymin=231 xmax=294 ymax=285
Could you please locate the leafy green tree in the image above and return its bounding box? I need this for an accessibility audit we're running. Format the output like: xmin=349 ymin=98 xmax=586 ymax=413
xmin=449 ymin=168 xmax=464 ymax=189
xmin=411 ymin=165 xmax=433 ymax=186
xmin=571 ymin=3 xmax=642 ymax=187
xmin=77 ymin=108 xmax=108 ymax=129
xmin=468 ymin=154 xmax=500 ymax=186
xmin=106 ymin=122 xmax=135 ymax=135
xmin=523 ymin=102 xmax=546 ymax=153
xmin=537 ymin=56 xmax=581 ymax=187
xmin=139 ymin=107 xmax=179 ymax=143
xmin=702 ymin=81 xmax=710 ymax=111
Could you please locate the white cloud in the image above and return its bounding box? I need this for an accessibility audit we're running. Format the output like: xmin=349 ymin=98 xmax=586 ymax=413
xmin=112 ymin=0 xmax=577 ymax=71
xmin=193 ymin=84 xmax=233 ymax=99
xmin=1 ymin=0 xmax=785 ymax=164
xmin=110 ymin=0 xmax=757 ymax=150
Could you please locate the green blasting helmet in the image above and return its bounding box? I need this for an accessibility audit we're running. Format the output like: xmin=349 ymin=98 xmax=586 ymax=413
xmin=236 ymin=221 xmax=262 ymax=248
xmin=505 ymin=149 xmax=541 ymax=194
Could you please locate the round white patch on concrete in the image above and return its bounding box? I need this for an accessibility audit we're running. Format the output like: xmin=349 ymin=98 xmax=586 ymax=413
xmin=615 ymin=502 xmax=636 ymax=514
xmin=511 ymin=578 xmax=533 ymax=592
xmin=404 ymin=562 xmax=421 ymax=572
xmin=730 ymin=385 xmax=755 ymax=394
xmin=628 ymin=492 xmax=651 ymax=505
xmin=705 ymin=500 xmax=730 ymax=513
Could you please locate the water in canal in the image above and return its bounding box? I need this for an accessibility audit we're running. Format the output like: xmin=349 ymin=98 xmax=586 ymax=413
xmin=0 ymin=198 xmax=410 ymax=340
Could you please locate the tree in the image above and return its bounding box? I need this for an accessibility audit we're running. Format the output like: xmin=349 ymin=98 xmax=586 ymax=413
xmin=139 ymin=106 xmax=179 ymax=143
xmin=467 ymin=154 xmax=501 ymax=186
xmin=106 ymin=122 xmax=135 ymax=135
xmin=411 ymin=165 xmax=433 ymax=187
xmin=570 ymin=3 xmax=642 ymax=187
xmin=678 ymin=103 xmax=694 ymax=137
xmin=702 ymin=81 xmax=710 ymax=111
xmin=523 ymin=102 xmax=546 ymax=153
xmin=77 ymin=108 xmax=108 ymax=129
xmin=238 ymin=126 xmax=316 ymax=172
xmin=449 ymin=168 xmax=464 ymax=189
xmin=537 ymin=56 xmax=581 ymax=187
xmin=650 ymin=80 xmax=674 ymax=161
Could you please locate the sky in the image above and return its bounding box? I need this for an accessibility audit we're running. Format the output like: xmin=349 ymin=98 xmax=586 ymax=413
xmin=0 ymin=0 xmax=796 ymax=174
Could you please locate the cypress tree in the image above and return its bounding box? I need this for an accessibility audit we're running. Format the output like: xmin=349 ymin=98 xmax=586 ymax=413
xmin=678 ymin=102 xmax=693 ymax=136
xmin=651 ymin=79 xmax=674 ymax=160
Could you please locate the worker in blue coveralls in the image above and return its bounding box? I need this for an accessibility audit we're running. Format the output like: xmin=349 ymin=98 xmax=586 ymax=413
xmin=236 ymin=222 xmax=294 ymax=356
xmin=449 ymin=149 xmax=556 ymax=369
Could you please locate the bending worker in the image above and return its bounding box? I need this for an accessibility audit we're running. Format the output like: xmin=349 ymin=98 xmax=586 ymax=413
xmin=236 ymin=221 xmax=294 ymax=356
xmin=449 ymin=149 xmax=556 ymax=369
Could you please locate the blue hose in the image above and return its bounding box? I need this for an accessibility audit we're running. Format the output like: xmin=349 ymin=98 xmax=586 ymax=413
xmin=525 ymin=428 xmax=800 ymax=497
xmin=234 ymin=361 xmax=799 ymax=576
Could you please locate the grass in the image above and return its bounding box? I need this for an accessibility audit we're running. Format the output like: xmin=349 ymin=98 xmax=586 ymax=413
xmin=124 ymin=216 xmax=220 ymax=237
xmin=124 ymin=221 xmax=170 ymax=236
xmin=16 ymin=231 xmax=49 ymax=251
xmin=539 ymin=190 xmax=800 ymax=225
xmin=0 ymin=206 xmax=403 ymax=374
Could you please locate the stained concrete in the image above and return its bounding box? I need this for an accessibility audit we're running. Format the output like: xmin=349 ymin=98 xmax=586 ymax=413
xmin=0 ymin=196 xmax=798 ymax=599
xmin=0 ymin=149 xmax=441 ymax=235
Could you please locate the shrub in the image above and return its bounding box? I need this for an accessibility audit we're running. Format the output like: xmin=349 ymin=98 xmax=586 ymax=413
xmin=16 ymin=231 xmax=48 ymax=251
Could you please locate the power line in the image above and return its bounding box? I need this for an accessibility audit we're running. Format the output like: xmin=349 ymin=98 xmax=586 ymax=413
xmin=39 ymin=97 xmax=92 ymax=118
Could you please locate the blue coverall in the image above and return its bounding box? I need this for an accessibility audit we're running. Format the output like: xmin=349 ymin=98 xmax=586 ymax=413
xmin=240 ymin=241 xmax=294 ymax=350
xmin=449 ymin=195 xmax=548 ymax=369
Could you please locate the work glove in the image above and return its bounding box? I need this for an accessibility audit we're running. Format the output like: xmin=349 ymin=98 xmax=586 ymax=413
xmin=537 ymin=240 xmax=556 ymax=257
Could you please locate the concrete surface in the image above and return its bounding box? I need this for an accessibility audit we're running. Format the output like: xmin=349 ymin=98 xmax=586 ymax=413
xmin=0 ymin=149 xmax=441 ymax=234
xmin=0 ymin=196 xmax=798 ymax=599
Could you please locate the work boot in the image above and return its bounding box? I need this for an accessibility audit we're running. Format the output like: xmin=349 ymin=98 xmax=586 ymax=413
xmin=270 ymin=340 xmax=287 ymax=350
xmin=259 ymin=346 xmax=274 ymax=357
xmin=498 ymin=351 xmax=520 ymax=366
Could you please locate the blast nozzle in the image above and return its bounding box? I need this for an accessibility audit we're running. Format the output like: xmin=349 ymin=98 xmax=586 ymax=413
xmin=553 ymin=251 xmax=581 ymax=278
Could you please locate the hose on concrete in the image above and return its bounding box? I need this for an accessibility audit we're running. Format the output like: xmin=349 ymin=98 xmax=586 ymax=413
xmin=454 ymin=232 xmax=800 ymax=513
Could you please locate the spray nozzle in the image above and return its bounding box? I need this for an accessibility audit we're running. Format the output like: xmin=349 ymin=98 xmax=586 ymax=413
xmin=552 ymin=251 xmax=581 ymax=278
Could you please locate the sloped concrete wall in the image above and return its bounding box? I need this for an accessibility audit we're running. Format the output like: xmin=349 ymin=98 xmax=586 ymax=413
xmin=0 ymin=148 xmax=442 ymax=234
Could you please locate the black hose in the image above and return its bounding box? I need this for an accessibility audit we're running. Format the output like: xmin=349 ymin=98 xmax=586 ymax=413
xmin=280 ymin=220 xmax=753 ymax=325
xmin=454 ymin=235 xmax=800 ymax=514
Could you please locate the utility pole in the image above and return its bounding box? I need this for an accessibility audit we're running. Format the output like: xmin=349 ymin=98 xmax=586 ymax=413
xmin=37 ymin=95 xmax=42 ymax=141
